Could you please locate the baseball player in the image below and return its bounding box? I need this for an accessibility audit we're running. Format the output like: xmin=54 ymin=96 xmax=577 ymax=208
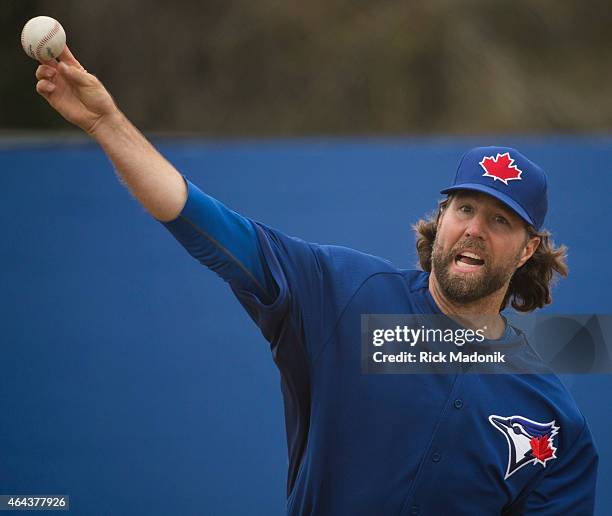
xmin=34 ymin=48 xmax=598 ymax=515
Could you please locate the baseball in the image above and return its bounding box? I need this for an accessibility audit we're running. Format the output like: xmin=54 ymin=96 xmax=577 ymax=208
xmin=21 ymin=16 xmax=66 ymax=62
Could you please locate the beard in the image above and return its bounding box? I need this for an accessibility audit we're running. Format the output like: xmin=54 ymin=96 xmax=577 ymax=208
xmin=431 ymin=237 xmax=522 ymax=304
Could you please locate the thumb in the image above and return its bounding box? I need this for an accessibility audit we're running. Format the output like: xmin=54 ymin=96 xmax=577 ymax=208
xmin=58 ymin=61 xmax=92 ymax=87
xmin=58 ymin=45 xmax=83 ymax=69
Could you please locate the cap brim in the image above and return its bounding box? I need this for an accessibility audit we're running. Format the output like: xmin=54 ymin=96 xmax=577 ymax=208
xmin=440 ymin=183 xmax=535 ymax=228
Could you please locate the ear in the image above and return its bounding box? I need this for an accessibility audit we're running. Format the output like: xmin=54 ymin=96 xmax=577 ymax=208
xmin=517 ymin=236 xmax=541 ymax=268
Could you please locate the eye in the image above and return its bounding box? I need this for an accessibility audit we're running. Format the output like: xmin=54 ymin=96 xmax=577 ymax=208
xmin=458 ymin=204 xmax=473 ymax=214
xmin=495 ymin=215 xmax=509 ymax=225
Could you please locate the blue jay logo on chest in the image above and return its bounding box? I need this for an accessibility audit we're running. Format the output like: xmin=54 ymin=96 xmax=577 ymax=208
xmin=489 ymin=414 xmax=559 ymax=479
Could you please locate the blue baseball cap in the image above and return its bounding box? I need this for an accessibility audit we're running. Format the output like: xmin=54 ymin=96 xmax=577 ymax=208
xmin=440 ymin=146 xmax=548 ymax=230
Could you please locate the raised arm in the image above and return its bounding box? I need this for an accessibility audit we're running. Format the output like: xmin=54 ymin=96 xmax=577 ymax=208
xmin=34 ymin=46 xmax=186 ymax=222
xmin=34 ymin=45 xmax=279 ymax=304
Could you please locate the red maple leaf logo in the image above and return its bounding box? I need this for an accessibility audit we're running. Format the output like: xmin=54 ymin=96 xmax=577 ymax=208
xmin=530 ymin=434 xmax=555 ymax=465
xmin=479 ymin=152 xmax=523 ymax=185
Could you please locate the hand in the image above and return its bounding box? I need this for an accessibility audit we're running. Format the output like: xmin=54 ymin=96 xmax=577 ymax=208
xmin=35 ymin=45 xmax=119 ymax=135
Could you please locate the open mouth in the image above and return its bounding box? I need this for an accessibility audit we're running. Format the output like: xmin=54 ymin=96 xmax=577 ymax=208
xmin=454 ymin=251 xmax=485 ymax=270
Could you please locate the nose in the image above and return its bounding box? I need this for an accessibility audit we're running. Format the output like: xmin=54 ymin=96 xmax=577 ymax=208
xmin=464 ymin=215 xmax=486 ymax=240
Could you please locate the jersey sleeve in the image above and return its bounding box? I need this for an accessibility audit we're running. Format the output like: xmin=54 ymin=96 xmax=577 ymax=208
xmin=160 ymin=177 xmax=277 ymax=304
xmin=229 ymin=221 xmax=329 ymax=358
xmin=235 ymin=221 xmax=397 ymax=362
xmin=508 ymin=419 xmax=598 ymax=515
xmin=160 ymin=176 xmax=392 ymax=361
xmin=158 ymin=177 xmax=344 ymax=358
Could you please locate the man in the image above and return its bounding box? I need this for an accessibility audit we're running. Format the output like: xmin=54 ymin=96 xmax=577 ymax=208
xmin=34 ymin=48 xmax=598 ymax=515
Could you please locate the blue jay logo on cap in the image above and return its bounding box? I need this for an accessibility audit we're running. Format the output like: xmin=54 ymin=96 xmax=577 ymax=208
xmin=489 ymin=414 xmax=559 ymax=479
xmin=480 ymin=152 xmax=524 ymax=186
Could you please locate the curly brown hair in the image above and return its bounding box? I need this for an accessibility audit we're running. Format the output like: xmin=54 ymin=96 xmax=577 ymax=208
xmin=413 ymin=197 xmax=568 ymax=312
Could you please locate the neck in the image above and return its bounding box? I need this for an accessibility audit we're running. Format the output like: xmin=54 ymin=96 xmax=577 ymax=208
xmin=428 ymin=270 xmax=507 ymax=339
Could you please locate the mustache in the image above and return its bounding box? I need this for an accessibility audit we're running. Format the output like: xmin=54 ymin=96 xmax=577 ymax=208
xmin=452 ymin=239 xmax=485 ymax=252
xmin=448 ymin=239 xmax=489 ymax=261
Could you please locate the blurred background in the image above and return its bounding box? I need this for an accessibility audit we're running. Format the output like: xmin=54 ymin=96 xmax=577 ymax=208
xmin=2 ymin=1 xmax=612 ymax=515
xmin=3 ymin=0 xmax=612 ymax=135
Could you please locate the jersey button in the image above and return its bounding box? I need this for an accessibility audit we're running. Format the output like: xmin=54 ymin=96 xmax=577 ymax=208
xmin=410 ymin=505 xmax=420 ymax=515
xmin=432 ymin=452 xmax=441 ymax=462
xmin=453 ymin=399 xmax=463 ymax=409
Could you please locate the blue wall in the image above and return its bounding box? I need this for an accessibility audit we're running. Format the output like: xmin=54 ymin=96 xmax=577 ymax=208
xmin=1 ymin=137 xmax=610 ymax=514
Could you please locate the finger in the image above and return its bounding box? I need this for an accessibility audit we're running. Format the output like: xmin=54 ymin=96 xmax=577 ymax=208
xmin=36 ymin=79 xmax=55 ymax=96
xmin=58 ymin=45 xmax=84 ymax=70
xmin=58 ymin=61 xmax=92 ymax=87
xmin=35 ymin=65 xmax=56 ymax=81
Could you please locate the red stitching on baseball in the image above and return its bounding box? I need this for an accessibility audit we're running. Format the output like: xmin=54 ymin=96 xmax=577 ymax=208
xmin=35 ymin=20 xmax=61 ymax=61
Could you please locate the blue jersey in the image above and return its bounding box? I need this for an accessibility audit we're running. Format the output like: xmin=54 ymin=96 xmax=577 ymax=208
xmin=162 ymin=178 xmax=598 ymax=515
